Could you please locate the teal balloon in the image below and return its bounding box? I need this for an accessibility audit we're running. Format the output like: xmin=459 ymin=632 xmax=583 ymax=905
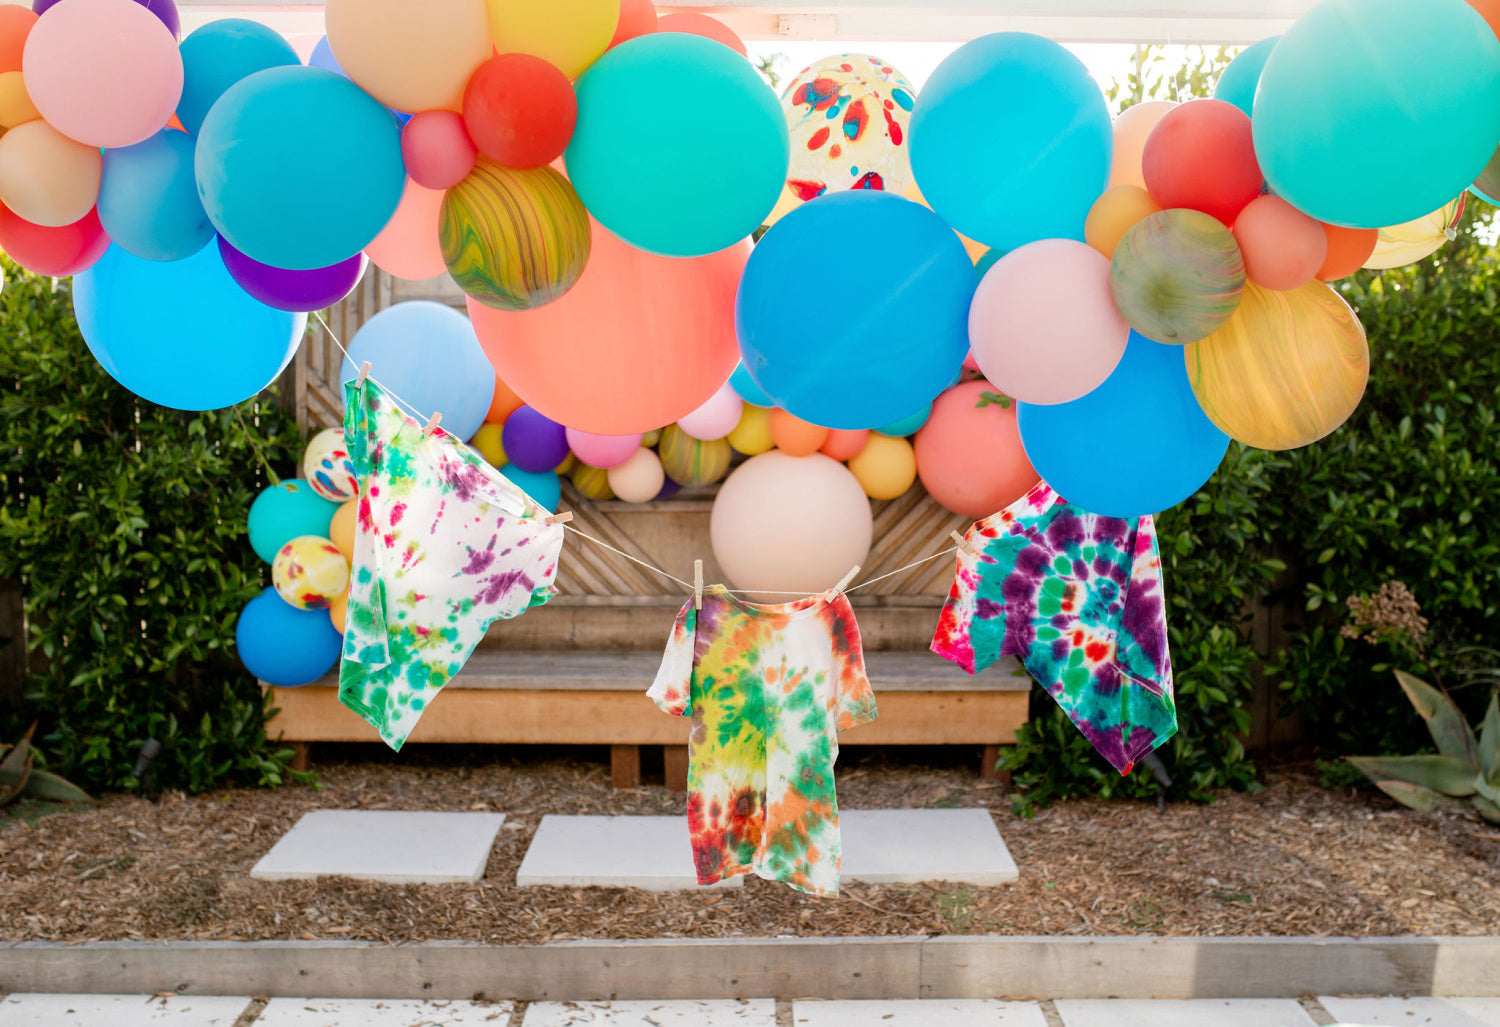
xmin=730 ymin=362 xmax=773 ymax=407
xmin=1252 ymin=0 xmax=1500 ymax=229
xmin=247 ymin=480 xmax=339 ymax=564
xmin=1213 ymin=36 xmax=1278 ymax=116
xmin=98 ymin=129 xmax=214 ymax=262
xmin=974 ymin=247 xmax=1005 ymax=279
xmin=876 ymin=403 xmax=931 ymax=437
xmin=500 ymin=466 xmax=561 ymax=513
xmin=177 ymin=19 xmax=299 ymax=136
xmin=909 ymin=33 xmax=1112 ymax=251
xmin=565 ymin=33 xmax=789 ymax=257
xmin=73 ymin=242 xmax=307 ymax=411
xmin=195 ymin=66 xmax=405 ymax=270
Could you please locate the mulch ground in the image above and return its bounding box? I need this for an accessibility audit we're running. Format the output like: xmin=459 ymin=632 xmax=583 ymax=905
xmin=1 ymin=744 xmax=1496 ymax=944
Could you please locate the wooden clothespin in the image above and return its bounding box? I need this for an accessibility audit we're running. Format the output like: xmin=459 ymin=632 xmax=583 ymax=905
xmin=950 ymin=530 xmax=978 ymax=557
xmin=355 ymin=361 xmax=370 ymax=387
xmin=545 ymin=510 xmax=573 ymax=527
xmin=694 ymin=559 xmax=704 ymax=610
xmin=422 ymin=412 xmax=443 ymax=437
xmin=832 ymin=565 xmax=861 ymax=595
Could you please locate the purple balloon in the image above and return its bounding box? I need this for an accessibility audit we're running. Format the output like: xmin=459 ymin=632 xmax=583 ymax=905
xmin=36 ymin=0 xmax=179 ymax=37
xmin=655 ymin=476 xmax=683 ymax=499
xmin=218 ymin=236 xmax=366 ymax=313
xmin=502 ymin=406 xmax=569 ymax=474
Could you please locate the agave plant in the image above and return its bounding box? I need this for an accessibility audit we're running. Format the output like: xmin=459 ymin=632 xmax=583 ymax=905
xmin=1347 ymin=671 xmax=1500 ymax=824
xmin=0 ymin=723 xmax=91 ymax=808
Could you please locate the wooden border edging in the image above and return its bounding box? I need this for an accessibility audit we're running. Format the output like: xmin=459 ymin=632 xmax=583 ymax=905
xmin=2 ymin=936 xmax=1497 ymax=1000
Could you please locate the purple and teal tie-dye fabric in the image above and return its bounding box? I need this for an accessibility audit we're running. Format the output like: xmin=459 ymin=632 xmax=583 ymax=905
xmin=931 ymin=481 xmax=1176 ymax=774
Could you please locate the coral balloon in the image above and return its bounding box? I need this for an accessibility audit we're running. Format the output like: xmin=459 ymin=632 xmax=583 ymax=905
xmin=1185 ymin=281 xmax=1370 ymax=451
xmin=610 ymin=0 xmax=657 ymax=47
xmin=0 ymin=71 xmax=38 ymax=128
xmin=273 ymin=536 xmax=349 ymax=611
xmin=218 ymin=239 xmax=366 ymax=313
xmin=1141 ymin=99 xmax=1262 ymax=226
xmin=676 ymin=381 xmax=743 ymax=442
xmin=0 ymin=120 xmax=99 ymax=227
xmin=821 ymin=429 xmax=869 ymax=462
xmin=1109 ymin=100 xmax=1174 ymax=190
xmin=487 ymin=0 xmax=618 ymax=80
xmin=324 ymin=0 xmax=491 ymax=113
xmin=329 ymin=500 xmax=356 ymax=562
xmin=1085 ymin=185 xmax=1161 ymax=259
xmin=0 ymin=7 xmax=36 ymax=72
xmin=464 ymin=53 xmax=577 ymax=170
xmin=727 ymin=404 xmax=774 ymax=455
xmin=303 ymin=427 xmax=357 ymax=502
xmin=915 ymin=382 xmax=1038 ymax=520
xmin=0 ymin=205 xmax=108 ymax=276
xmin=468 ymin=225 xmax=746 ymax=435
xmin=565 ymin=428 xmax=641 ymax=469
xmin=659 ymin=424 xmax=731 ymax=488
xmin=969 ymin=239 xmax=1129 ymax=405
xmin=402 ymin=111 xmax=477 ymax=191
xmin=607 ymin=447 xmax=665 ymax=503
xmin=1363 ymin=197 xmax=1465 ymax=270
xmin=848 ymin=432 xmax=916 ymax=500
xmin=768 ymin=408 xmax=829 ymax=457
xmin=1109 ymin=209 xmax=1246 ymax=345
xmin=656 ymin=13 xmax=746 ymax=56
xmin=365 ymin=179 xmax=446 ymax=281
xmin=1233 ymin=194 xmax=1327 ymax=291
xmin=1317 ymin=224 xmax=1379 ymax=282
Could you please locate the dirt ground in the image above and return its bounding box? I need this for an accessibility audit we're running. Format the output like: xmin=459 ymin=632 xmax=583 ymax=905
xmin=1 ymin=744 xmax=1496 ymax=944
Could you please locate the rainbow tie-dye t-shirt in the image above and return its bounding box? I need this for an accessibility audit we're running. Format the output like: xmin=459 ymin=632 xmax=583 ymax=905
xmin=648 ymin=586 xmax=877 ymax=896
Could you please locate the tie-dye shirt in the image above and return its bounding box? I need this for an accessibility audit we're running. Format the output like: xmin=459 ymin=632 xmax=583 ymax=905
xmin=648 ymin=586 xmax=877 ymax=896
xmin=931 ymin=481 xmax=1175 ymax=775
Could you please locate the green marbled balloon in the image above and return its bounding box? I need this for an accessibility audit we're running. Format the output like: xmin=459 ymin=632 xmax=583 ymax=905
xmin=658 ymin=425 xmax=731 ymax=488
xmin=1109 ymin=208 xmax=1245 ymax=344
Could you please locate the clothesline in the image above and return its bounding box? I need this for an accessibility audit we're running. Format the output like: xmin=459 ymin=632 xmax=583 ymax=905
xmin=307 ymin=311 xmax=965 ymax=601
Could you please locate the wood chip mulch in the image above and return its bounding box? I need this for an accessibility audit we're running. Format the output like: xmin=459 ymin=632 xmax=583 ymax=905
xmin=1 ymin=745 xmax=1496 ymax=945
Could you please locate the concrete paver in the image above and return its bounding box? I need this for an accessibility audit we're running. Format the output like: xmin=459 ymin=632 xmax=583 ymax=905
xmin=0 ymin=993 xmax=248 ymax=1026
xmin=1319 ymin=996 xmax=1500 ymax=1026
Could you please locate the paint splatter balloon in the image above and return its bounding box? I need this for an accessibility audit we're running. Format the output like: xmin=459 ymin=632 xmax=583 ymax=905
xmin=272 ymin=535 xmax=351 ymax=611
xmin=658 ymin=424 xmax=731 ymax=488
xmin=1109 ymin=208 xmax=1246 ymax=345
xmin=302 ymin=427 xmax=358 ymax=501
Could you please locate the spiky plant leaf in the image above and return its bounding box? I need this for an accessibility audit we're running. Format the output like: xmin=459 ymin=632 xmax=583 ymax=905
xmin=0 ymin=722 xmax=35 ymax=776
xmin=1473 ymin=794 xmax=1500 ymax=825
xmin=18 ymin=767 xmax=91 ymax=804
xmin=1367 ymin=778 xmax=1462 ymax=812
xmin=0 ymin=748 xmax=31 ymax=806
xmin=1479 ymin=692 xmax=1500 ymax=782
xmin=1347 ymin=754 xmax=1478 ymax=797
xmin=1395 ymin=671 xmax=1480 ymax=766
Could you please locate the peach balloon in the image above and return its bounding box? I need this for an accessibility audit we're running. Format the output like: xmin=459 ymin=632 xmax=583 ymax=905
xmin=1085 ymin=184 xmax=1161 ymax=259
xmin=821 ymin=428 xmax=870 ymax=462
xmin=768 ymin=408 xmax=829 ymax=457
xmin=0 ymin=70 xmax=38 ymax=128
xmin=656 ymin=13 xmax=747 ymax=56
xmin=487 ymin=373 xmax=525 ymax=424
xmin=606 ymin=447 xmax=664 ymax=503
xmin=1232 ymin=195 xmax=1327 ymax=291
xmin=22 ymin=0 xmax=181 ymax=148
xmin=0 ymin=120 xmax=100 ymax=227
xmin=468 ymin=222 xmax=747 ymax=436
xmin=1109 ymin=100 xmax=1176 ymax=190
xmin=329 ymin=590 xmax=349 ymax=633
xmin=364 ymin=179 xmax=446 ymax=281
xmin=329 ymin=500 xmax=356 ymax=562
xmin=677 ymin=380 xmax=743 ymax=441
xmin=325 ymin=0 xmax=491 ymax=114
xmin=849 ymin=432 xmax=917 ymax=500
xmin=915 ymin=381 xmax=1039 ymax=520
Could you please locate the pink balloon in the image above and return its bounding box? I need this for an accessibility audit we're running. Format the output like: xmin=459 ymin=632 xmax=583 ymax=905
xmin=675 ymin=380 xmax=743 ymax=441
xmin=402 ymin=110 xmax=477 ymax=191
xmin=363 ymin=178 xmax=445 ymax=281
xmin=23 ymin=0 xmax=182 ymax=148
xmin=968 ymin=239 xmax=1129 ymax=406
xmin=962 ymin=349 xmax=979 ymax=373
xmin=565 ymin=427 xmax=642 ymax=469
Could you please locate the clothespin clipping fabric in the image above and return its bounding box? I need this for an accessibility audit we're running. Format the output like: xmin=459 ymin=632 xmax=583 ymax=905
xmin=950 ymin=530 xmax=978 ymax=556
xmin=694 ymin=559 xmax=704 ymax=610
xmin=832 ymin=565 xmax=861 ymax=595
xmin=422 ymin=413 xmax=442 ymax=437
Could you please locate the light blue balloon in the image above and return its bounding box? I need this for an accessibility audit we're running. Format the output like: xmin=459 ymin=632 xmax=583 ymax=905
xmin=195 ymin=66 xmax=406 ymax=271
xmin=909 ymin=33 xmax=1112 ymax=251
xmin=178 ymin=19 xmax=299 ymax=136
xmin=1017 ymin=332 xmax=1229 ymax=518
xmin=308 ymin=34 xmax=411 ymax=126
xmin=737 ymin=191 xmax=974 ymax=431
xmin=729 ymin=362 xmax=773 ymax=407
xmin=247 ymin=479 xmax=338 ymax=564
xmin=98 ymin=129 xmax=214 ymax=262
xmin=1252 ymin=0 xmax=1500 ymax=229
xmin=73 ymin=242 xmax=306 ymax=411
xmin=339 ymin=301 xmax=493 ymax=443
xmin=876 ymin=403 xmax=931 ymax=437
xmin=566 ymin=33 xmax=789 ymax=257
xmin=237 ymin=587 xmax=342 ymax=687
xmin=1212 ymin=35 xmax=1278 ymax=116
xmin=500 ymin=466 xmax=561 ymax=513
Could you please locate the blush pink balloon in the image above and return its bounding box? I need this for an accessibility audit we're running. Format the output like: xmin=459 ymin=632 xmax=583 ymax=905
xmin=1109 ymin=100 xmax=1176 ymax=191
xmin=968 ymin=239 xmax=1129 ymax=406
xmin=676 ymin=380 xmax=743 ymax=441
xmin=565 ymin=427 xmax=642 ymax=469
xmin=364 ymin=178 xmax=446 ymax=281
xmin=23 ymin=0 xmax=182 ymax=148
xmin=402 ymin=110 xmax=477 ymax=191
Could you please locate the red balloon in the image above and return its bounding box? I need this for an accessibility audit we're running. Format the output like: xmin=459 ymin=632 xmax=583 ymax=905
xmin=1141 ymin=99 xmax=1263 ymax=226
xmin=915 ymin=381 xmax=1038 ymax=520
xmin=1232 ymin=194 xmax=1327 ymax=291
xmin=655 ymin=12 xmax=747 ymax=56
xmin=609 ymin=0 xmax=657 ymax=47
xmin=463 ymin=53 xmax=577 ymax=170
xmin=0 ymin=204 xmax=108 ymax=277
xmin=401 ymin=110 xmax=477 ymax=191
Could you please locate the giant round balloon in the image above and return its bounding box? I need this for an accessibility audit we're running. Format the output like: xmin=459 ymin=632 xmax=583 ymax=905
xmin=324 ymin=0 xmax=491 ymax=113
xmin=97 ymin=128 xmax=213 ymax=262
xmin=908 ymin=32 xmax=1112 ymax=252
xmin=468 ymin=223 xmax=747 ymax=436
xmin=1109 ymin=209 xmax=1246 ymax=344
xmin=711 ymin=451 xmax=873 ymax=599
xmin=1362 ymin=196 xmax=1466 ymax=270
xmin=195 ymin=66 xmax=405 ymax=271
xmin=73 ymin=241 xmax=306 ymax=411
xmin=1020 ymin=332 xmax=1230 ymax=518
xmin=440 ymin=161 xmax=591 ymax=310
xmin=915 ymin=381 xmax=1038 ymax=520
xmin=486 ymin=0 xmax=618 ymax=80
xmin=247 ymin=479 xmax=338 ymax=564
xmin=0 ymin=119 xmax=100 ymax=227
xmin=339 ymin=302 xmax=494 ymax=443
xmin=1252 ymin=0 xmax=1500 ymax=229
xmin=218 ymin=238 xmax=366 ymax=313
xmin=236 ymin=586 xmax=342 ymax=687
xmin=0 ymin=205 xmax=108 ymax=277
xmin=1184 ymin=281 xmax=1369 ymax=451
xmin=737 ymin=191 xmax=974 ymax=430
xmin=565 ymin=32 xmax=788 ymax=257
xmin=366 ymin=178 xmax=447 ymax=282
xmin=1212 ymin=35 xmax=1278 ymax=116
xmin=176 ymin=19 xmax=298 ymax=135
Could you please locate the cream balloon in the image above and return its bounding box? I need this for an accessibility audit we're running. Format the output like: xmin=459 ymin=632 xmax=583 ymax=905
xmin=606 ymin=446 xmax=664 ymax=503
xmin=325 ymin=0 xmax=492 ymax=113
xmin=0 ymin=119 xmax=100 ymax=227
xmin=1109 ymin=100 xmax=1176 ymax=190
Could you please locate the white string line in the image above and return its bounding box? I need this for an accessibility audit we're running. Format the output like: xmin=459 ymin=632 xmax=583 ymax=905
xmin=559 ymin=523 xmax=696 ymax=591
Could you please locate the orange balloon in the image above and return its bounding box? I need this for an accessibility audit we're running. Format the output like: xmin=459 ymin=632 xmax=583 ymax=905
xmin=655 ymin=13 xmax=746 ymax=56
xmin=1468 ymin=0 xmax=1500 ymax=40
xmin=768 ymin=408 xmax=829 ymax=457
xmin=0 ymin=70 xmax=38 ymax=129
xmin=364 ymin=178 xmax=446 ymax=281
xmin=821 ymin=428 xmax=870 ymax=462
xmin=1317 ymin=223 xmax=1380 ymax=282
xmin=468 ymin=221 xmax=747 ymax=435
xmin=1232 ymin=195 xmax=1327 ymax=291
xmin=487 ymin=373 xmax=525 ymax=424
xmin=1109 ymin=100 xmax=1176 ymax=190
xmin=915 ymin=381 xmax=1038 ymax=520
xmin=0 ymin=6 xmax=35 ymax=74
xmin=609 ymin=0 xmax=658 ymax=47
xmin=330 ymin=589 xmax=349 ymax=633
xmin=329 ymin=500 xmax=357 ymax=562
xmin=1084 ymin=184 xmax=1160 ymax=258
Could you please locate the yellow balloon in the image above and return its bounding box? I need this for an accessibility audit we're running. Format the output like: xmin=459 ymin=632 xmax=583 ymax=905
xmin=727 ymin=404 xmax=774 ymax=455
xmin=0 ymin=71 xmax=39 ymax=130
xmin=470 ymin=422 xmax=507 ymax=466
xmin=570 ymin=461 xmax=615 ymax=500
xmin=325 ymin=0 xmax=492 ymax=112
xmin=1185 ymin=281 xmax=1369 ymax=451
xmin=329 ymin=500 xmax=357 ymax=562
xmin=555 ymin=453 xmax=577 ymax=474
xmin=848 ymin=432 xmax=917 ymax=500
xmin=1363 ymin=195 xmax=1465 ymax=270
xmin=487 ymin=0 xmax=618 ymax=79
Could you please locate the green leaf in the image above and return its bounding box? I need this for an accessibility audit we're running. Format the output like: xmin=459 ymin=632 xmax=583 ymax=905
xmin=1474 ymin=794 xmax=1500 ymax=825
xmin=1347 ymin=754 xmax=1478 ymax=797
xmin=1479 ymin=693 xmax=1500 ymax=781
xmin=1394 ymin=670 xmax=1480 ymax=765
xmin=1366 ymin=778 xmax=1462 ymax=812
xmin=16 ymin=767 xmax=91 ymax=803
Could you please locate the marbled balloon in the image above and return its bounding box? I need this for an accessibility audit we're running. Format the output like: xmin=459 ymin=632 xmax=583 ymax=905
xmin=1109 ymin=208 xmax=1245 ymax=344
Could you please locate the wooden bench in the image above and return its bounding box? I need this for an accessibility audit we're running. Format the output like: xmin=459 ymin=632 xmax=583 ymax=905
xmin=262 ymin=650 xmax=1032 ymax=790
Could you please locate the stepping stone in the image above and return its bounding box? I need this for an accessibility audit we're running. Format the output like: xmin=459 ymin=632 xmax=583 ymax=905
xmin=1054 ymin=998 xmax=1318 ymax=1027
xmin=1319 ymin=996 xmax=1500 ymax=1026
xmin=523 ymin=1000 xmax=776 ymax=1026
xmin=841 ymin=809 xmax=1017 ymax=885
xmin=516 ymin=815 xmax=742 ymax=890
xmin=793 ymin=998 xmax=1046 ymax=1025
xmin=257 ymin=998 xmax=515 ymax=1025
xmin=0 ymin=994 xmax=248 ymax=1026
xmin=250 ymin=810 xmax=506 ymax=885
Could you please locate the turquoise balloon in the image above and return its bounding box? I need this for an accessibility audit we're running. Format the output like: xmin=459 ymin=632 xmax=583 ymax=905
xmin=730 ymin=362 xmax=773 ymax=407
xmin=1252 ymin=0 xmax=1500 ymax=229
xmin=98 ymin=129 xmax=214 ymax=262
xmin=247 ymin=480 xmax=338 ymax=564
xmin=1213 ymin=36 xmax=1278 ymax=116
xmin=565 ymin=33 xmax=789 ymax=258
xmin=974 ymin=247 xmax=1005 ymax=279
xmin=500 ymin=466 xmax=561 ymax=513
xmin=195 ymin=66 xmax=405 ymax=271
xmin=177 ymin=19 xmax=299 ymax=136
xmin=876 ymin=403 xmax=931 ymax=437
xmin=909 ymin=33 xmax=1112 ymax=251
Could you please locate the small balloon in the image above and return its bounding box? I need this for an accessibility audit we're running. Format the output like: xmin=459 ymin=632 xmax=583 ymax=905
xmin=768 ymin=408 xmax=830 ymax=457
xmin=730 ymin=362 xmax=774 ymax=407
xmin=463 ymin=53 xmax=576 ymax=170
xmin=607 ymin=447 xmax=665 ymax=503
xmin=248 ymin=479 xmax=338 ymax=564
xmin=1109 ymin=209 xmax=1246 ymax=344
xmin=97 ymin=128 xmax=213 ymax=262
xmin=365 ymin=179 xmax=447 ymax=281
xmin=915 ymin=382 xmax=1038 ymax=520
xmin=1085 ymin=185 xmax=1161 ymax=260
xmin=1108 ymin=100 xmax=1175 ymax=191
xmin=1141 ymin=99 xmax=1262 ymax=226
xmin=176 ymin=18 xmax=297 ymax=135
xmin=324 ymin=0 xmax=491 ymax=113
xmin=0 ymin=119 xmax=100 ymax=227
xmin=502 ymin=405 xmax=570 ymax=474
xmin=1317 ymin=224 xmax=1380 ymax=282
xmin=658 ymin=424 xmax=731 ymax=488
xmin=1232 ymin=194 xmax=1327 ymax=291
xmin=676 ymin=381 xmax=743 ymax=442
xmin=727 ymin=404 xmax=774 ymax=456
xmin=402 ymin=111 xmax=477 ymax=192
xmin=1363 ymin=197 xmax=1466 ymax=270
xmin=272 ymin=535 xmax=350 ymax=611
xmin=1212 ymin=36 xmax=1278 ymax=116
xmin=609 ymin=0 xmax=657 ymax=47
xmin=486 ymin=0 xmax=618 ymax=80
xmin=848 ymin=432 xmax=917 ymax=500
xmin=0 ymin=204 xmax=108 ymax=276
xmin=236 ymin=587 xmax=341 ymax=687
xmin=565 ymin=428 xmax=641 ymax=470
xmin=219 ymin=238 xmax=366 ymax=313
xmin=500 ymin=464 xmax=561 ymax=512
xmin=303 ymin=428 xmax=357 ymax=502
xmin=821 ymin=429 xmax=870 ymax=462
xmin=656 ymin=12 xmax=745 ymax=55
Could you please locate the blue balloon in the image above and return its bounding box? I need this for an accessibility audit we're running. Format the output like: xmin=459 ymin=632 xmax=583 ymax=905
xmin=1212 ymin=35 xmax=1278 ymax=116
xmin=178 ymin=20 xmax=299 ymax=136
xmin=500 ymin=466 xmax=561 ymax=513
xmin=566 ymin=33 xmax=789 ymax=257
xmin=909 ymin=33 xmax=1112 ymax=251
xmin=1252 ymin=0 xmax=1500 ymax=229
xmin=737 ymin=191 xmax=974 ymax=430
xmin=236 ymin=587 xmax=342 ymax=687
xmin=729 ymin=362 xmax=773 ymax=407
xmin=339 ymin=302 xmax=493 ymax=443
xmin=1017 ymin=332 xmax=1229 ymax=518
xmin=307 ymin=34 xmax=411 ymax=126
xmin=98 ymin=129 xmax=214 ymax=262
xmin=195 ymin=66 xmax=406 ymax=271
xmin=73 ymin=242 xmax=306 ymax=411
xmin=876 ymin=403 xmax=931 ymax=437
xmin=247 ymin=479 xmax=338 ymax=564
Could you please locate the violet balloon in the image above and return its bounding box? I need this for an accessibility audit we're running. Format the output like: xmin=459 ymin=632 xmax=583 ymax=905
xmin=218 ymin=236 xmax=366 ymax=313
xmin=36 ymin=0 xmax=179 ymax=37
xmin=503 ymin=405 xmax=569 ymax=474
